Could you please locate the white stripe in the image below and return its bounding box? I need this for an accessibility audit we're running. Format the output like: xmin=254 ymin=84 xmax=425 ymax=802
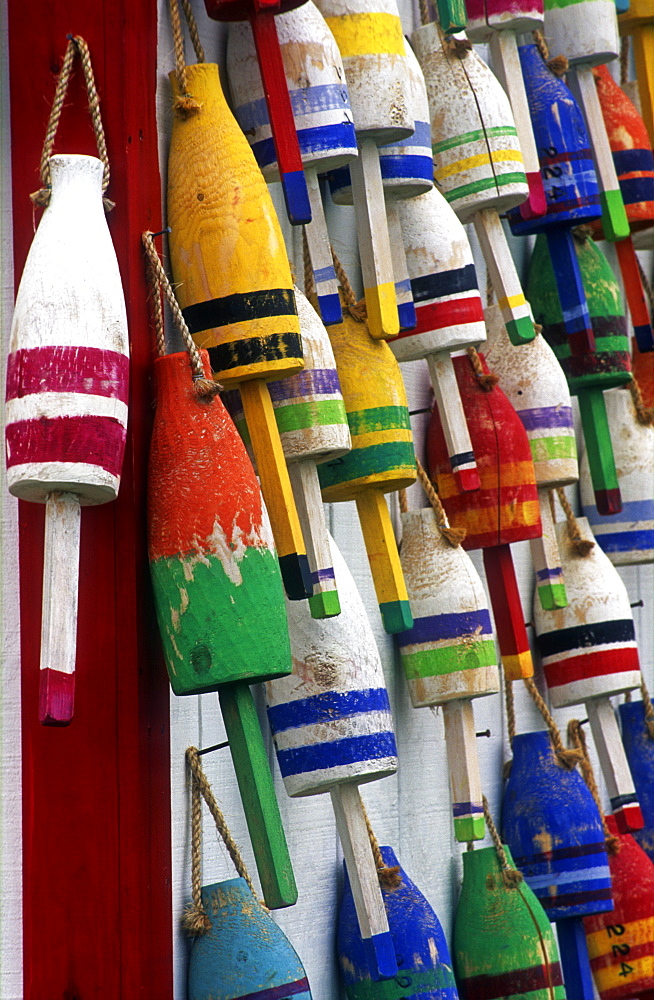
xmin=549 ymin=671 xmax=641 ymax=708
xmin=282 ymin=756 xmax=398 ymax=796
xmin=6 ymin=392 xmax=128 ymax=427
xmin=527 ymin=865 xmax=611 ymax=890
xmin=272 ymin=709 xmax=394 ymax=751
xmin=541 ymin=639 xmax=638 ymax=667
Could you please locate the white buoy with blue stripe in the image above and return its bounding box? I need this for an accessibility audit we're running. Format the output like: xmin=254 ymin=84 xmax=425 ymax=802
xmin=266 ymin=533 xmax=399 ymax=980
xmin=227 ymin=2 xmax=358 ymax=326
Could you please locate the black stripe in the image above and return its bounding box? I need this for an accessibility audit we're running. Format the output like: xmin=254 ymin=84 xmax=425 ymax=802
xmin=513 ymin=841 xmax=608 ymax=866
xmin=450 ymin=451 xmax=475 ymax=468
xmin=207 ymin=332 xmax=302 ymax=373
xmin=539 ymin=887 xmax=614 ymax=910
xmin=182 ymin=288 xmax=296 ymax=333
xmin=610 ymin=792 xmax=640 ymax=809
xmin=539 ymin=314 xmax=628 ymax=345
xmin=537 ymin=619 xmax=635 ymax=658
xmin=410 ymin=263 xmax=479 ymax=303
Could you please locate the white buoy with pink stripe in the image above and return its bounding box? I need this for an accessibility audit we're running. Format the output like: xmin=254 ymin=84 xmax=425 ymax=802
xmin=5 ymin=154 xmax=129 ymax=726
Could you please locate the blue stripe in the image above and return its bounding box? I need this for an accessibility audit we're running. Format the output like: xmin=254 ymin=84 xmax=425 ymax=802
xmin=452 ymin=801 xmax=483 ymax=817
xmin=267 ymin=687 xmax=391 ymax=732
xmin=313 ymin=265 xmax=336 ymax=284
xmin=311 ymin=567 xmax=336 ymax=584
xmin=613 ymin=147 xmax=654 ymax=175
xmin=596 ymin=529 xmax=654 ymax=553
xmin=236 ymin=83 xmax=351 ymax=131
xmin=252 ymin=122 xmax=357 ymax=170
xmin=536 ymin=567 xmax=564 ymax=582
xmin=379 ymin=154 xmax=434 ymax=182
xmin=450 ymin=450 xmax=475 ymax=469
xmin=585 ymin=498 xmax=654 ymax=524
xmin=619 ymin=176 xmax=654 ymax=207
xmin=526 ymin=866 xmax=611 ymax=890
xmin=379 ymin=121 xmax=432 ymax=151
xmin=399 ymin=609 xmax=492 ymax=645
xmin=276 ymin=732 xmax=397 ymax=776
xmin=267 ymin=368 xmax=341 ymax=403
xmin=519 ymin=405 xmax=573 ymax=430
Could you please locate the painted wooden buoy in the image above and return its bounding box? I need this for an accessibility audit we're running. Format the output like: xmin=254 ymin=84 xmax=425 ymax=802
xmin=203 ymin=0 xmax=312 ymax=224
xmin=618 ymin=0 xmax=654 ymax=150
xmin=167 ymin=62 xmax=312 ymax=602
xmin=591 ymin=64 xmax=654 ymax=353
xmin=266 ymin=534 xmax=398 ymax=978
xmin=533 ymin=516 xmax=643 ymax=834
xmin=507 ymin=43 xmax=600 ymax=359
xmin=453 ymin=844 xmax=566 ymax=999
xmin=148 ymin=349 xmax=296 ymax=909
xmin=580 ymin=387 xmax=654 ymax=565
xmin=314 ymin=0 xmax=413 ymax=341
xmin=485 ymin=303 xmax=578 ymax=608
xmin=526 ymin=231 xmax=632 ymax=515
xmin=338 ymin=845 xmax=459 ymax=998
xmin=397 ymin=507 xmax=500 ymax=841
xmin=411 ymin=21 xmax=536 ymax=349
xmin=225 ymin=287 xmax=352 ymax=618
xmin=318 ymin=304 xmax=416 ymax=633
xmin=226 ymin=2 xmax=358 ymax=325
xmin=543 ymin=0 xmax=630 ymax=242
xmin=329 ymin=39 xmax=433 ymax=330
xmin=188 ymin=878 xmax=312 ymax=1000
xmin=5 ymin=153 xmax=129 ymax=727
xmin=392 ymin=185 xmax=485 ymax=493
xmin=619 ymin=700 xmax=654 ymax=862
xmin=584 ymin=814 xmax=654 ymax=1000
xmin=502 ymin=729 xmax=613 ymax=999
xmin=427 ymin=351 xmax=542 ymax=681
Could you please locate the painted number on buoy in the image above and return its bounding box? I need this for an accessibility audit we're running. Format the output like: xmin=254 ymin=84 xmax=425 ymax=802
xmin=606 ymin=925 xmax=634 ymax=978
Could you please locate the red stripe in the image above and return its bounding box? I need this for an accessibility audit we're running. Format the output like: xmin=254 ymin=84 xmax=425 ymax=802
xmin=543 ymin=648 xmax=640 ymax=689
xmin=5 ymin=416 xmax=127 ymax=476
xmin=397 ymin=296 xmax=484 ymax=339
xmin=6 ymin=346 xmax=129 ymax=403
xmin=459 ymin=961 xmax=564 ymax=999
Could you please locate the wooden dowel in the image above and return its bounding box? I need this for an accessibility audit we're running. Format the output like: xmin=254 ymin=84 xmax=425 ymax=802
xmin=576 ymin=389 xmax=622 ymax=516
xmin=473 ymin=208 xmax=536 ymax=346
xmin=442 ymin=700 xmax=485 ymax=842
xmin=482 ymin=544 xmax=534 ymax=680
xmin=427 ymin=352 xmax=480 ymax=493
xmin=585 ymin=698 xmax=644 ymax=833
xmin=304 ymin=171 xmax=343 ymax=326
xmin=288 ymin=461 xmax=341 ymax=619
xmin=530 ymin=486 xmax=568 ymax=610
xmin=385 ymin=199 xmax=416 ymax=332
xmin=615 ymin=237 xmax=654 ymax=353
xmin=355 ymin=490 xmax=412 ymax=633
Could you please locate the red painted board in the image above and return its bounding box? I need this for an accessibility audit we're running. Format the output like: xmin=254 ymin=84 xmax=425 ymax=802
xmin=7 ymin=2 xmax=173 ymax=997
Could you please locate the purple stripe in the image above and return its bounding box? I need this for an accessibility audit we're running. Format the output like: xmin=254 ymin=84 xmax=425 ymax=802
xmin=311 ymin=567 xmax=336 ymax=584
xmin=536 ymin=567 xmax=564 ymax=581
xmin=234 ymin=978 xmax=311 ymax=1000
xmin=268 ymin=368 xmax=340 ymax=403
xmin=517 ymin=405 xmax=573 ymax=431
xmin=6 ymin=346 xmax=129 ymax=404
xmin=5 ymin=416 xmax=126 ymax=476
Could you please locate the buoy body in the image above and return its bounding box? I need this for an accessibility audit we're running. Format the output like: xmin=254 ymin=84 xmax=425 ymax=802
xmin=502 ymin=730 xmax=613 ymax=921
xmin=338 ymin=846 xmax=459 ymax=998
xmin=188 ymin=878 xmax=312 ymax=1000
xmin=466 ymin=0 xmax=542 ymax=40
xmin=543 ymin=0 xmax=619 ymax=65
xmin=411 ymin=22 xmax=528 ymax=221
xmin=584 ymin=815 xmax=654 ymax=1000
xmin=148 ymin=351 xmax=291 ymax=694
xmin=580 ymin=388 xmax=654 ymax=565
xmin=226 ymin=3 xmax=358 ymax=180
xmin=453 ymin=844 xmax=566 ymax=999
xmin=6 ymin=154 xmax=129 ymax=505
xmin=619 ymin=701 xmax=654 ymax=862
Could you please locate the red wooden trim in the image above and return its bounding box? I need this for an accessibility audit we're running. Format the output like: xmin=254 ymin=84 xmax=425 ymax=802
xmin=7 ymin=2 xmax=173 ymax=996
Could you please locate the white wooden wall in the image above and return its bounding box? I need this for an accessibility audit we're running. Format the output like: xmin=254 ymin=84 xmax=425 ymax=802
xmin=0 ymin=3 xmax=652 ymax=998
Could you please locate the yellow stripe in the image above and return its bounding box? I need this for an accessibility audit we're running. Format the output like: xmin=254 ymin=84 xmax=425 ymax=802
xmin=497 ymin=292 xmax=528 ymax=311
xmin=437 ymin=461 xmax=537 ymax=499
xmin=440 ymin=500 xmax=541 ymax=536
xmin=351 ymin=428 xmax=413 ymax=450
xmin=325 ymin=12 xmax=405 ymax=57
xmin=434 ymin=148 xmax=524 ymax=181
xmin=591 ymin=955 xmax=654 ymax=993
xmin=501 ymin=650 xmax=534 ymax=681
xmin=587 ymin=919 xmax=654 ymax=957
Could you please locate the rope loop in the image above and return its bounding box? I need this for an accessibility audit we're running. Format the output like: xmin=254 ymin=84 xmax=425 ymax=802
xmin=169 ymin=0 xmax=205 ymax=117
xmin=554 ymin=488 xmax=594 ymax=556
xmin=361 ymin=799 xmax=402 ymax=890
xmin=482 ymin=796 xmax=524 ymax=888
xmin=415 ymin=458 xmax=466 ymax=546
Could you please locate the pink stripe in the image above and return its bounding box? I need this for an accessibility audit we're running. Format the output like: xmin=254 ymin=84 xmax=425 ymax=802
xmin=5 ymin=416 xmax=126 ymax=476
xmin=6 ymin=346 xmax=129 ymax=403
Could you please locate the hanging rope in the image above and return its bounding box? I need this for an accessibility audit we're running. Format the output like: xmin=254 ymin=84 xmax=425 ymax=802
xmin=142 ymin=232 xmax=220 ymax=396
xmin=416 ymin=457 xmax=466 ymax=546
xmin=419 ymin=0 xmax=430 ymax=26
xmin=467 ymin=345 xmax=499 ymax=391
xmin=398 ymin=488 xmax=409 ymax=514
xmin=482 ymin=796 xmax=524 ymax=888
xmin=627 ymin=378 xmax=654 ymax=427
xmin=360 ymin=799 xmax=402 ymax=889
xmin=169 ymin=0 xmax=203 ymax=117
xmin=330 ymin=247 xmax=367 ymax=322
xmin=555 ymin=488 xmax=595 ymax=556
xmin=620 ymin=35 xmax=630 ymax=88
xmin=532 ymin=29 xmax=568 ymax=76
xmin=567 ymin=721 xmax=621 ymax=855
xmin=641 ymin=679 xmax=654 ymax=739
xmin=523 ymin=678 xmax=584 ymax=770
xmin=502 ymin=678 xmax=516 ymax=779
xmin=30 ymin=35 xmax=113 ymax=210
xmin=182 ymin=747 xmax=263 ymax=935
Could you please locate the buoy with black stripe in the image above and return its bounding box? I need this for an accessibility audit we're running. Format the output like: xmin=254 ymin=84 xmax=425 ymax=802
xmin=391 ymin=185 xmax=486 ymax=493
xmin=527 ymin=231 xmax=632 ymax=516
xmin=533 ymin=515 xmax=644 ymax=834
xmin=318 ymin=301 xmax=416 ymax=633
xmin=397 ymin=506 xmax=500 ymax=842
xmin=266 ymin=535 xmax=399 ymax=980
xmin=188 ymin=877 xmax=312 ymax=999
xmin=167 ymin=61 xmax=312 ymax=602
xmin=453 ymin=843 xmax=566 ymax=999
xmin=411 ymin=17 xmax=538 ymax=349
xmin=226 ymin=1 xmax=359 ymax=326
xmin=502 ymin=729 xmax=613 ymax=999
xmin=427 ymin=350 xmax=542 ymax=682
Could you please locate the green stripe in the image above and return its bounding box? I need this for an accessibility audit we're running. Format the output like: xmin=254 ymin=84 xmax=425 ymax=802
xmin=530 ymin=435 xmax=577 ymax=462
xmin=444 ymin=172 xmax=526 ymax=203
xmin=274 ymin=399 xmax=348 ymax=434
xmin=506 ymin=314 xmax=536 ymax=345
xmin=345 ymin=967 xmax=456 ymax=999
xmin=346 ymin=405 xmax=411 ymax=436
xmin=401 ymin=638 xmax=497 ymax=679
xmin=455 ymin=815 xmax=486 ymax=842
xmin=432 ymin=125 xmax=518 ymax=155
xmin=554 ymin=335 xmax=630 ymax=359
xmin=318 ymin=441 xmax=414 ymax=491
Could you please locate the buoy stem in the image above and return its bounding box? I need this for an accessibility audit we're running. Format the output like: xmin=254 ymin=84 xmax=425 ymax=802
xmin=355 ymin=491 xmax=413 ymax=633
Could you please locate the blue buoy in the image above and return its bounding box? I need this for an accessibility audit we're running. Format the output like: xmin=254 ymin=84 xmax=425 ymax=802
xmin=619 ymin=699 xmax=654 ymax=862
